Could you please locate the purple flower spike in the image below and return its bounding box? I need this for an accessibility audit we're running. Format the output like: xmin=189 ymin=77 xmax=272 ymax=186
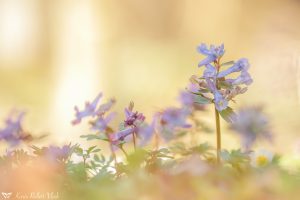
xmin=72 ymin=93 xmax=103 ymax=125
xmin=193 ymin=44 xmax=253 ymax=113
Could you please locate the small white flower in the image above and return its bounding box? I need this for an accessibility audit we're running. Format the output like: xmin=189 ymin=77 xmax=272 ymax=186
xmin=250 ymin=149 xmax=274 ymax=167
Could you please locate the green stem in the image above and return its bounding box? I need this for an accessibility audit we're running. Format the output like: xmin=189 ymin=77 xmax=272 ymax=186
xmin=119 ymin=145 xmax=129 ymax=158
xmin=214 ymin=107 xmax=221 ymax=164
xmin=214 ymin=58 xmax=222 ymax=164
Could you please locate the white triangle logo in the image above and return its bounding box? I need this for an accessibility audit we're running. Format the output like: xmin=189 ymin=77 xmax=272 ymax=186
xmin=1 ymin=192 xmax=12 ymax=199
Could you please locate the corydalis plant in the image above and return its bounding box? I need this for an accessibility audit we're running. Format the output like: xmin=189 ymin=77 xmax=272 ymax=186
xmin=72 ymin=93 xmax=118 ymax=164
xmin=73 ymin=94 xmax=154 ymax=162
xmin=190 ymin=43 xmax=253 ymax=163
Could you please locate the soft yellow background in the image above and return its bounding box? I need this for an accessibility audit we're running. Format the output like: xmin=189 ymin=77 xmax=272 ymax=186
xmin=0 ymin=0 xmax=300 ymax=154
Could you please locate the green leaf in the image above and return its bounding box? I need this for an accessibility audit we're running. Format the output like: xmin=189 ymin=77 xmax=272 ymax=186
xmin=127 ymin=149 xmax=148 ymax=170
xmin=80 ymin=134 xmax=103 ymax=141
xmin=87 ymin=146 xmax=96 ymax=153
xmin=221 ymin=149 xmax=249 ymax=165
xmin=94 ymin=154 xmax=100 ymax=162
xmin=218 ymin=81 xmax=232 ymax=89
xmin=158 ymin=148 xmax=171 ymax=154
xmin=198 ymin=89 xmax=210 ymax=93
xmin=87 ymin=146 xmax=101 ymax=154
xmin=74 ymin=147 xmax=83 ymax=156
xmin=190 ymin=142 xmax=214 ymax=155
xmin=194 ymin=95 xmax=212 ymax=105
xmin=219 ymin=107 xmax=237 ymax=123
xmin=169 ymin=142 xmax=187 ymax=154
xmin=221 ymin=60 xmax=235 ymax=66
xmin=220 ymin=150 xmax=231 ymax=161
xmin=92 ymin=149 xmax=101 ymax=153
xmin=100 ymin=154 xmax=106 ymax=163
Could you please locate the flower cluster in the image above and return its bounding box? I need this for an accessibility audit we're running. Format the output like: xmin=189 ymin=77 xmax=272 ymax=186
xmin=189 ymin=43 xmax=253 ymax=112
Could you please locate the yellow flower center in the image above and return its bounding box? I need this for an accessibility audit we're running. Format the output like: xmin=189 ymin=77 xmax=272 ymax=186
xmin=256 ymin=155 xmax=268 ymax=167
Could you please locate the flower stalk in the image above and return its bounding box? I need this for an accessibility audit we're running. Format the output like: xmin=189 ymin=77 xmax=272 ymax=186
xmin=215 ymin=58 xmax=221 ymax=164
xmin=214 ymin=106 xmax=221 ymax=164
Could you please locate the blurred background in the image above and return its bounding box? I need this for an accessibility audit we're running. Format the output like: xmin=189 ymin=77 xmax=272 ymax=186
xmin=0 ymin=0 xmax=300 ymax=154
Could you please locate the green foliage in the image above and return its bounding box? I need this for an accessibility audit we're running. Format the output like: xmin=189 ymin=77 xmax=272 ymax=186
xmin=219 ymin=107 xmax=237 ymax=123
xmin=221 ymin=60 xmax=235 ymax=66
xmin=194 ymin=95 xmax=212 ymax=105
xmin=221 ymin=149 xmax=250 ymax=170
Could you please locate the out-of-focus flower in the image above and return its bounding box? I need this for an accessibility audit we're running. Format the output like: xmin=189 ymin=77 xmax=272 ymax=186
xmin=250 ymin=149 xmax=274 ymax=167
xmin=137 ymin=122 xmax=155 ymax=146
xmin=0 ymin=111 xmax=32 ymax=147
xmin=96 ymin=98 xmax=116 ymax=116
xmin=46 ymin=145 xmax=72 ymax=162
xmin=178 ymin=91 xmax=206 ymax=111
xmin=230 ymin=106 xmax=272 ymax=150
xmin=156 ymin=108 xmax=191 ymax=141
xmin=178 ymin=91 xmax=195 ymax=106
xmin=72 ymin=93 xmax=103 ymax=125
xmin=186 ymin=81 xmax=202 ymax=93
xmin=197 ymin=43 xmax=225 ymax=67
xmin=90 ymin=112 xmax=116 ymax=132
xmin=160 ymin=108 xmax=191 ymax=129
